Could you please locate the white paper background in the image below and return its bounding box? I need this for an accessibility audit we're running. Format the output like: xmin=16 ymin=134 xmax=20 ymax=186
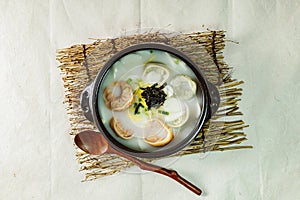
xmin=1 ymin=0 xmax=299 ymax=199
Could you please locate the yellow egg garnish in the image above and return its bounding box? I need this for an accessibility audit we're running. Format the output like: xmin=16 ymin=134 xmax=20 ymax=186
xmin=134 ymin=87 xmax=148 ymax=109
xmin=128 ymin=109 xmax=143 ymax=122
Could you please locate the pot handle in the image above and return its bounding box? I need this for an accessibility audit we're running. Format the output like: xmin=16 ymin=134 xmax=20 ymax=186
xmin=80 ymin=84 xmax=94 ymax=122
xmin=207 ymin=81 xmax=220 ymax=117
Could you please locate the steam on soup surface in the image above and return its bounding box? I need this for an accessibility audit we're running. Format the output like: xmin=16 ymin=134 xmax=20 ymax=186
xmin=98 ymin=49 xmax=203 ymax=151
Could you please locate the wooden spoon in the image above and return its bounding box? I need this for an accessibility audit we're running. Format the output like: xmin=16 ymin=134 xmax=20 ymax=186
xmin=74 ymin=130 xmax=202 ymax=196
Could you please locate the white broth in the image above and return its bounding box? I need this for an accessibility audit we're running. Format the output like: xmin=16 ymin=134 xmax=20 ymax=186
xmin=98 ymin=49 xmax=203 ymax=152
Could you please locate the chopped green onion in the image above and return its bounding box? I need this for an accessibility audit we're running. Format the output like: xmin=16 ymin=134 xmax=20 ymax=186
xmin=134 ymin=103 xmax=143 ymax=115
xmin=127 ymin=78 xmax=132 ymax=84
xmin=158 ymin=110 xmax=169 ymax=115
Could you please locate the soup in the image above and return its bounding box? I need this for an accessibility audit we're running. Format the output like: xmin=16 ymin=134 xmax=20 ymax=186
xmin=98 ymin=49 xmax=203 ymax=152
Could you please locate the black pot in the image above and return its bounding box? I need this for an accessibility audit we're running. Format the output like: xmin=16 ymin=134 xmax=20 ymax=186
xmin=80 ymin=43 xmax=220 ymax=158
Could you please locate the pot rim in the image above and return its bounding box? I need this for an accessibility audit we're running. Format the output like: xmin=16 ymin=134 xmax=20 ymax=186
xmin=90 ymin=43 xmax=211 ymax=158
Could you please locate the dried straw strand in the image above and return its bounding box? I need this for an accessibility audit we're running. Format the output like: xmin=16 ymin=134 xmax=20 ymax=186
xmin=56 ymin=30 xmax=251 ymax=181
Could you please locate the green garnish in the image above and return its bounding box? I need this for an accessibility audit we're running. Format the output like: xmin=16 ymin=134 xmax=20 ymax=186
xmin=174 ymin=59 xmax=180 ymax=65
xmin=158 ymin=110 xmax=169 ymax=115
xmin=127 ymin=78 xmax=132 ymax=84
xmin=134 ymin=103 xmax=144 ymax=115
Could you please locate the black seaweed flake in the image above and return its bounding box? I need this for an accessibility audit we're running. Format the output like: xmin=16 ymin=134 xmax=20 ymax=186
xmin=140 ymin=83 xmax=167 ymax=109
xmin=134 ymin=103 xmax=144 ymax=114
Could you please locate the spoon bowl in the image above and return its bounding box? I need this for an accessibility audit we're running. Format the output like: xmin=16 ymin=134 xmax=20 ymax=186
xmin=75 ymin=131 xmax=109 ymax=155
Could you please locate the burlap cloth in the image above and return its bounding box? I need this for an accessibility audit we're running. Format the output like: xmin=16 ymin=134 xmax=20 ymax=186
xmin=56 ymin=30 xmax=251 ymax=181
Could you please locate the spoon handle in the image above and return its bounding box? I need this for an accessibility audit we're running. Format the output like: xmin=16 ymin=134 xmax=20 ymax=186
xmin=110 ymin=148 xmax=202 ymax=195
xmin=152 ymin=167 xmax=202 ymax=196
